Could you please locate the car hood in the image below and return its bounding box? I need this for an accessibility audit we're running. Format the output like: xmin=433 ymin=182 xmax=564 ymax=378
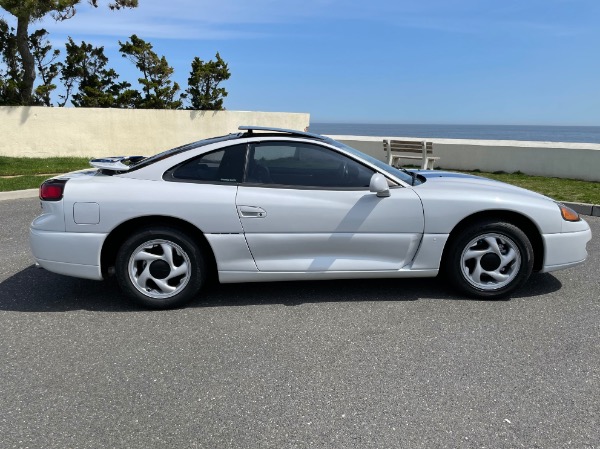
xmin=413 ymin=170 xmax=555 ymax=202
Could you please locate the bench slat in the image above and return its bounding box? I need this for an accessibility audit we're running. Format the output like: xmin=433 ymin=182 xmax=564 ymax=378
xmin=385 ymin=142 xmax=433 ymax=149
xmin=386 ymin=140 xmax=431 ymax=145
xmin=385 ymin=146 xmax=435 ymax=154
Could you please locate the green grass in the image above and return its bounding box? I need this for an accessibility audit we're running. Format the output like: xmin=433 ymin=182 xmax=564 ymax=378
xmin=459 ymin=170 xmax=600 ymax=204
xmin=0 ymin=175 xmax=52 ymax=192
xmin=0 ymin=156 xmax=90 ymax=176
xmin=0 ymin=157 xmax=598 ymax=204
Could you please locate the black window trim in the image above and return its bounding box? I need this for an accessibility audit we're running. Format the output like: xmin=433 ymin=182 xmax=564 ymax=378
xmin=161 ymin=138 xmax=402 ymax=190
xmin=242 ymin=140 xmax=396 ymax=191
xmin=162 ymin=143 xmax=248 ymax=185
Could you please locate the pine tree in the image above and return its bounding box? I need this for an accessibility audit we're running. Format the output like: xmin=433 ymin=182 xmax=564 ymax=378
xmin=30 ymin=29 xmax=61 ymax=106
xmin=0 ymin=22 xmax=59 ymax=106
xmin=60 ymin=37 xmax=137 ymax=107
xmin=119 ymin=34 xmax=183 ymax=109
xmin=0 ymin=0 xmax=138 ymax=105
xmin=186 ymin=53 xmax=231 ymax=110
xmin=0 ymin=19 xmax=22 ymax=105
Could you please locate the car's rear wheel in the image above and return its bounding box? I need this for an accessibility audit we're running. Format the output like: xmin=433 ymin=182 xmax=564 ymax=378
xmin=115 ymin=227 xmax=205 ymax=309
xmin=444 ymin=220 xmax=534 ymax=298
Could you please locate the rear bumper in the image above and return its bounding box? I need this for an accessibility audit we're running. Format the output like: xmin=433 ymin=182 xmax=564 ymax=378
xmin=29 ymin=228 xmax=106 ymax=280
xmin=541 ymin=227 xmax=592 ymax=273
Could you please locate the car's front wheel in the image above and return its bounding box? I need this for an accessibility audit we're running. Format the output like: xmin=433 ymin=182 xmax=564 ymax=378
xmin=115 ymin=227 xmax=205 ymax=309
xmin=444 ymin=220 xmax=534 ymax=299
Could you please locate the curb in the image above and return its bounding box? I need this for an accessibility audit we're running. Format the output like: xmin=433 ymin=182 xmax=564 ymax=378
xmin=1 ymin=188 xmax=599 ymax=217
xmin=563 ymin=202 xmax=600 ymax=218
xmin=0 ymin=188 xmax=39 ymax=202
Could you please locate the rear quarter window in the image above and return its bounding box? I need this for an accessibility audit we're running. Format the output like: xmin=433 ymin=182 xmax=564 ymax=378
xmin=165 ymin=144 xmax=247 ymax=184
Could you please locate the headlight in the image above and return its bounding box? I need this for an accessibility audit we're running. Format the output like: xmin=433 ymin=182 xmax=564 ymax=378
xmin=558 ymin=203 xmax=580 ymax=222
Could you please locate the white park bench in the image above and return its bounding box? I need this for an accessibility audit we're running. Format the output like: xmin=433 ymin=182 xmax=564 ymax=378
xmin=383 ymin=139 xmax=440 ymax=170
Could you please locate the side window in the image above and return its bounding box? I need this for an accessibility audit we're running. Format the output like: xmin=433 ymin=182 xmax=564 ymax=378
xmin=248 ymin=142 xmax=375 ymax=188
xmin=168 ymin=144 xmax=246 ymax=183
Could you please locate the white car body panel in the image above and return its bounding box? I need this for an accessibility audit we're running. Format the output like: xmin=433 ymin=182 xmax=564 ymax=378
xmin=541 ymin=228 xmax=592 ymax=272
xmin=29 ymin=131 xmax=592 ymax=293
xmin=203 ymin=234 xmax=258 ymax=272
xmin=218 ymin=267 xmax=439 ymax=284
xmin=30 ymin=228 xmax=104 ymax=279
xmin=414 ymin=175 xmax=563 ymax=235
xmin=62 ymin=177 xmax=243 ymax=234
xmin=409 ymin=234 xmax=450 ymax=271
xmin=236 ymin=186 xmax=423 ymax=272
xmin=35 ymin=200 xmax=67 ymax=232
xmin=240 ymin=233 xmax=422 ymax=272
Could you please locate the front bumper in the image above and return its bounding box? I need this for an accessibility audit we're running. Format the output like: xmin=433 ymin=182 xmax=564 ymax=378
xmin=29 ymin=228 xmax=106 ymax=280
xmin=541 ymin=227 xmax=593 ymax=273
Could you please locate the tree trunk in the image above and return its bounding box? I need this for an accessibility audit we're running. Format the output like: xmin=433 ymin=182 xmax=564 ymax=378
xmin=16 ymin=14 xmax=36 ymax=105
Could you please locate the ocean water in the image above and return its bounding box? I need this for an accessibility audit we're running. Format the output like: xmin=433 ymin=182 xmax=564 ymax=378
xmin=309 ymin=123 xmax=600 ymax=144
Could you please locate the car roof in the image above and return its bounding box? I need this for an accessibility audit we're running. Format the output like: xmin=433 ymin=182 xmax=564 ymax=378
xmin=94 ymin=126 xmax=326 ymax=174
xmin=238 ymin=126 xmax=327 ymax=141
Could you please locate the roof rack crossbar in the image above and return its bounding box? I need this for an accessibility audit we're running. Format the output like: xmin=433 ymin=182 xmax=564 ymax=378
xmin=238 ymin=125 xmax=325 ymax=140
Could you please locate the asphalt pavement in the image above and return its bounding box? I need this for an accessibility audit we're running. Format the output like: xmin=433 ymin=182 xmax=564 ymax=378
xmin=1 ymin=198 xmax=598 ymax=449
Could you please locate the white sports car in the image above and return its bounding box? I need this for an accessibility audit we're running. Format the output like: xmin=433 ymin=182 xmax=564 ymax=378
xmin=30 ymin=126 xmax=592 ymax=308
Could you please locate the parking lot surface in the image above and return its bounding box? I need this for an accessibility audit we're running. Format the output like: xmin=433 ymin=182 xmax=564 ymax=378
xmin=1 ymin=198 xmax=599 ymax=449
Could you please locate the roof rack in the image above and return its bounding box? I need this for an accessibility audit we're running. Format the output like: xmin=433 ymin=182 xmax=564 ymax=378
xmin=238 ymin=125 xmax=326 ymax=140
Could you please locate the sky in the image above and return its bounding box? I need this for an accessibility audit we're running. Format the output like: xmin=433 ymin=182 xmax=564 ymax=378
xmin=2 ymin=0 xmax=600 ymax=125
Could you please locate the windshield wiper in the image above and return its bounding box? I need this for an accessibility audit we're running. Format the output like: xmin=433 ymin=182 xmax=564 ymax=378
xmin=398 ymin=167 xmax=417 ymax=186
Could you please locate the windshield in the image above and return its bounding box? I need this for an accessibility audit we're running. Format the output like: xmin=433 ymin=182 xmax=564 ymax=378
xmin=325 ymin=138 xmax=418 ymax=185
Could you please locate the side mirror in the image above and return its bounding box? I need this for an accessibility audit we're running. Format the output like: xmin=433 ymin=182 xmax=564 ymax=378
xmin=369 ymin=173 xmax=390 ymax=197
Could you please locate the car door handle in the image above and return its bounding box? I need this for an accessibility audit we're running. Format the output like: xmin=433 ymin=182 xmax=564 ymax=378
xmin=238 ymin=205 xmax=267 ymax=218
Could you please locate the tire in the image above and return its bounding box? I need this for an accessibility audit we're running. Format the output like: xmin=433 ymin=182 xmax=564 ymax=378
xmin=443 ymin=220 xmax=534 ymax=299
xmin=115 ymin=226 xmax=205 ymax=309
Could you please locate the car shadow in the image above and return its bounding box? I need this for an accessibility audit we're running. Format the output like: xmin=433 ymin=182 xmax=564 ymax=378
xmin=0 ymin=265 xmax=563 ymax=313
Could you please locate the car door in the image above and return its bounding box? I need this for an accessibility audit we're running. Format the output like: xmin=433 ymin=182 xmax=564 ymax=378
xmin=236 ymin=140 xmax=425 ymax=272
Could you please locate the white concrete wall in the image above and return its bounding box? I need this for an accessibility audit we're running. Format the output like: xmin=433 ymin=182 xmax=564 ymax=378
xmin=331 ymin=135 xmax=600 ymax=182
xmin=0 ymin=107 xmax=310 ymax=157
xmin=1 ymin=108 xmax=598 ymax=181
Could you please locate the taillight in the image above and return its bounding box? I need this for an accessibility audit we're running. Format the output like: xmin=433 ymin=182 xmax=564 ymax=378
xmin=40 ymin=179 xmax=67 ymax=201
